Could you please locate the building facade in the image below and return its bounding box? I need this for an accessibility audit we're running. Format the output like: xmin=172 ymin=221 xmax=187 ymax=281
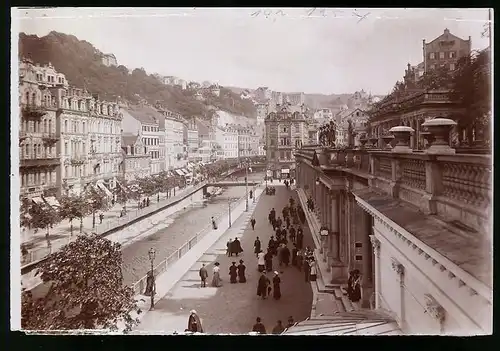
xmin=423 ymin=29 xmax=471 ymax=73
xmin=162 ymin=110 xmax=187 ymax=169
xmin=120 ymin=134 xmax=151 ymax=181
xmin=121 ymin=105 xmax=162 ymax=175
xmin=101 ymin=53 xmax=118 ymax=67
xmin=264 ymin=103 xmax=309 ymax=179
xmin=314 ymin=108 xmax=334 ymax=120
xmin=294 ymin=137 xmax=492 ymax=335
xmin=185 ymin=118 xmax=200 ymax=162
xmin=222 ymin=125 xmax=238 ymax=159
xmin=284 ymin=92 xmax=306 ymax=106
xmin=18 ymin=59 xmax=64 ymax=201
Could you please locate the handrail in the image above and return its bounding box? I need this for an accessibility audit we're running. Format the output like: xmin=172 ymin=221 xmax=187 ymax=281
xmin=131 ymin=187 xmax=258 ymax=295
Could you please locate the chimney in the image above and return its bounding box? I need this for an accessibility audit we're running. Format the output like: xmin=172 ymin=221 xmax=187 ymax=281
xmin=444 ymin=28 xmax=450 ymax=35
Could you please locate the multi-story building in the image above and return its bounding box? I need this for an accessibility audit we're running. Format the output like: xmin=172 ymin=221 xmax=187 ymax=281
xmin=334 ymin=108 xmax=369 ymax=146
xmin=256 ymin=103 xmax=268 ymax=125
xmin=121 ymin=104 xmax=163 ymax=175
xmin=185 ymin=117 xmax=200 ymax=162
xmin=210 ymin=84 xmax=221 ymax=97
xmin=18 ymin=59 xmax=65 ymax=202
xmin=162 ymin=110 xmax=187 ymax=169
xmin=423 ymin=28 xmax=471 ymax=73
xmin=221 ymin=125 xmax=238 ymax=160
xmin=314 ymin=108 xmax=334 ymax=120
xmin=264 ymin=103 xmax=309 ymax=179
xmin=235 ymin=124 xmax=259 ymax=158
xmin=284 ymin=92 xmax=305 ymax=106
xmin=101 ymin=53 xmax=118 ymax=67
xmin=120 ymin=134 xmax=151 ymax=181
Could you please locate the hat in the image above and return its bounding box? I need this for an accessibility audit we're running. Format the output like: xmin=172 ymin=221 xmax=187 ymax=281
xmin=274 ymin=271 xmax=279 ymax=275
xmin=239 ymin=259 xmax=244 ymax=264
xmin=232 ymin=261 xmax=236 ymax=264
xmin=190 ymin=310 xmax=197 ymax=314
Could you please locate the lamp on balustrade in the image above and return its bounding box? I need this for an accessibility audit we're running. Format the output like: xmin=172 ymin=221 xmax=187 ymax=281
xmin=319 ymin=226 xmax=329 ymax=258
xmin=381 ymin=134 xmax=395 ymax=149
xmin=369 ymin=135 xmax=379 ymax=148
xmin=421 ymin=118 xmax=457 ymax=155
xmin=315 ymin=177 xmax=320 ymax=186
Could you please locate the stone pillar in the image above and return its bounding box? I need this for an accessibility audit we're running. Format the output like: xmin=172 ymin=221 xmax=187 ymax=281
xmin=361 ymin=211 xmax=373 ymax=308
xmin=369 ymin=235 xmax=381 ymax=309
xmin=330 ymin=191 xmax=343 ymax=282
xmin=391 ymin=258 xmax=406 ymax=329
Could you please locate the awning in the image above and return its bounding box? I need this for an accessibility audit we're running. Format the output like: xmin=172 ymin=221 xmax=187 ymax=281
xmin=43 ymin=196 xmax=60 ymax=209
xmin=116 ymin=180 xmax=129 ymax=193
xmin=175 ymin=169 xmax=184 ymax=176
xmin=167 ymin=171 xmax=174 ymax=177
xmin=97 ymin=182 xmax=113 ymax=198
xmin=32 ymin=197 xmax=45 ymax=205
xmin=181 ymin=168 xmax=189 ymax=174
xmin=281 ymin=168 xmax=290 ymax=173
xmin=185 ymin=172 xmax=193 ymax=177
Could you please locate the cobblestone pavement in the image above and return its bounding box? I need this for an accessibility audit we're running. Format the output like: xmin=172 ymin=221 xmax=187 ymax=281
xmin=134 ymin=185 xmax=314 ymax=334
xmin=28 ymin=172 xmax=264 ymax=299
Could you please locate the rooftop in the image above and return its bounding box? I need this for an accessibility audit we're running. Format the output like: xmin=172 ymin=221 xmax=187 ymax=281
xmin=354 ymin=188 xmax=492 ymax=288
xmin=121 ymin=134 xmax=138 ymax=146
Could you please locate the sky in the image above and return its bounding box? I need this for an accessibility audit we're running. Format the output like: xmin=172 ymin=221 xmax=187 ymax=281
xmin=14 ymin=7 xmax=491 ymax=95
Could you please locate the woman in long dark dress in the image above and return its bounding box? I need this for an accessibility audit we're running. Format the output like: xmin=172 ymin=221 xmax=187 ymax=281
xmin=187 ymin=310 xmax=203 ymax=333
xmin=272 ymin=272 xmax=281 ymax=300
xmin=254 ymin=237 xmax=261 ymax=257
xmin=257 ymin=272 xmax=270 ymax=299
xmin=229 ymin=262 xmax=238 ymax=284
xmin=237 ymin=259 xmax=247 ymax=283
xmin=282 ymin=245 xmax=291 ymax=267
xmin=264 ymin=250 xmax=273 ymax=272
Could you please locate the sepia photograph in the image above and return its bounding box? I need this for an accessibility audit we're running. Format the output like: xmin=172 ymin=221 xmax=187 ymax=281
xmin=11 ymin=7 xmax=492 ymax=335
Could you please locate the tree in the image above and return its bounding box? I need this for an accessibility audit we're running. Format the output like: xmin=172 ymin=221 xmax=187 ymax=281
xmin=30 ymin=202 xmax=61 ymax=246
xmin=84 ymin=186 xmax=111 ymax=229
xmin=417 ymin=65 xmax=452 ymax=90
xmin=449 ymin=49 xmax=491 ymax=147
xmin=20 ymin=197 xmax=32 ymax=230
xmin=21 ymin=233 xmax=141 ymax=331
xmin=59 ymin=195 xmax=90 ymax=235
xmin=114 ymin=178 xmax=140 ymax=211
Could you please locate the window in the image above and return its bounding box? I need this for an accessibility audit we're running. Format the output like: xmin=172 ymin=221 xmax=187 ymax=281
xmin=64 ymin=142 xmax=68 ymax=155
xmin=356 ymin=112 xmax=359 ymax=117
xmin=64 ymin=120 xmax=68 ymax=133
xmin=83 ymin=122 xmax=86 ymax=133
xmin=449 ymin=51 xmax=456 ymax=59
xmin=449 ymin=63 xmax=456 ymax=71
xmin=429 ymin=52 xmax=435 ymax=59
xmin=439 ymin=51 xmax=445 ymax=59
xmin=282 ymin=127 xmax=287 ymax=133
xmin=25 ymin=144 xmax=29 ymax=158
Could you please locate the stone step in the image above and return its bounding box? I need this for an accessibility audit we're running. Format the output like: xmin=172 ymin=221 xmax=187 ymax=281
xmin=341 ymin=296 xmax=355 ymax=312
xmin=333 ymin=288 xmax=343 ymax=299
xmin=335 ymin=298 xmax=346 ymax=313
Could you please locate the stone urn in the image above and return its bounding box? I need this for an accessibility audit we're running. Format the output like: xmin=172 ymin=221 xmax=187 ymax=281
xmin=381 ymin=134 xmax=395 ymax=149
xmin=420 ymin=131 xmax=435 ymax=149
xmin=421 ymin=118 xmax=457 ymax=154
xmin=389 ymin=126 xmax=414 ymax=153
xmin=369 ymin=136 xmax=379 ymax=148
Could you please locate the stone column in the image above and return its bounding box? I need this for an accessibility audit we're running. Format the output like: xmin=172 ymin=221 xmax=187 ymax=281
xmin=391 ymin=258 xmax=405 ymax=329
xmin=361 ymin=211 xmax=373 ymax=308
xmin=329 ymin=191 xmax=342 ymax=281
xmin=369 ymin=235 xmax=381 ymax=309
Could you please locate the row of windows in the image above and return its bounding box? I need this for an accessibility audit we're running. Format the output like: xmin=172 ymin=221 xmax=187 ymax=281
xmin=142 ymin=137 xmax=159 ymax=146
xmin=63 ymin=119 xmax=120 ymax=135
xmin=428 ymin=51 xmax=456 ymax=60
xmin=143 ymin=125 xmax=160 ymax=132
xmin=429 ymin=63 xmax=456 ymax=71
xmin=35 ymin=73 xmax=64 ymax=85
xmin=269 ymin=151 xmax=293 ymax=160
xmin=20 ymin=170 xmax=56 ymax=188
xmin=150 ymin=151 xmax=160 ymax=159
xmin=21 ymin=119 xmax=54 ymax=134
xmin=20 ymin=144 xmax=55 ymax=159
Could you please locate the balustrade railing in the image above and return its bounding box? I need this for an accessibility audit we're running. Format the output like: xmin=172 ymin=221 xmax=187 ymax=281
xmin=296 ymin=144 xmax=492 ymax=233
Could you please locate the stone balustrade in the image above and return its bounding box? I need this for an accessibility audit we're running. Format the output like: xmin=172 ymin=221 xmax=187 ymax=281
xmin=297 ymin=120 xmax=492 ymax=236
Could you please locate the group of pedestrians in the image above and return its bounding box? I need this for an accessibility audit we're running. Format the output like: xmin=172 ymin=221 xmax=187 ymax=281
xmin=251 ymin=316 xmax=296 ymax=334
xmin=199 ymin=259 xmax=247 ymax=288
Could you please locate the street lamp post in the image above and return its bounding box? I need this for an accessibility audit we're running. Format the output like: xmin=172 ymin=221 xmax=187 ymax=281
xmin=228 ymin=198 xmax=232 ymax=228
xmin=245 ymin=158 xmax=249 ymax=212
xmin=148 ymin=248 xmax=156 ymax=311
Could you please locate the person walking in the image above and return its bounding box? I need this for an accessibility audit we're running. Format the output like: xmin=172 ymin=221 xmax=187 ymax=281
xmin=254 ymin=237 xmax=262 ymax=257
xmin=286 ymin=316 xmax=295 ymax=328
xmin=257 ymin=250 xmax=266 ymax=272
xmin=272 ymin=271 xmax=281 ymax=300
xmin=252 ymin=317 xmax=267 ymax=334
xmin=229 ymin=262 xmax=238 ymax=284
xmin=272 ymin=320 xmax=285 ymax=334
xmin=237 ymin=259 xmax=247 ymax=283
xmin=250 ymin=217 xmax=256 ymax=230
xmin=291 ymin=244 xmax=298 ymax=267
xmin=309 ymin=258 xmax=318 ymax=282
xmin=187 ymin=310 xmax=203 ymax=333
xmin=264 ymin=250 xmax=273 ymax=273
xmin=257 ymin=272 xmax=271 ymax=300
xmin=99 ymin=213 xmax=104 ymax=224
xmin=211 ymin=216 xmax=218 ymax=230
xmin=211 ymin=262 xmax=222 ymax=287
xmin=232 ymin=237 xmax=244 ymax=256
xmin=289 ymin=226 xmax=296 ymax=244
xmin=199 ymin=263 xmax=208 ymax=288
xmin=226 ymin=238 xmax=233 ymax=257
xmin=282 ymin=244 xmax=291 ymax=267
xmin=304 ymin=257 xmax=311 ymax=283
xmin=296 ymin=227 xmax=304 ymax=250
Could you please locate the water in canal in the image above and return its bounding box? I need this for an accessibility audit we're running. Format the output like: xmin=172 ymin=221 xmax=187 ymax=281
xmin=121 ymin=172 xmax=264 ymax=285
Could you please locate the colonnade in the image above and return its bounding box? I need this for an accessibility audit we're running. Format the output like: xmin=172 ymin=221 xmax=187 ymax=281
xmin=296 ymin=158 xmax=375 ymax=306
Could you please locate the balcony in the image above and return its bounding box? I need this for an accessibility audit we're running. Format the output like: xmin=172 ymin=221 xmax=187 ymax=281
xmin=19 ymin=131 xmax=28 ymax=144
xmin=70 ymin=155 xmax=86 ymax=165
xmin=20 ymin=157 xmax=60 ymax=168
xmin=21 ymin=104 xmax=47 ymax=119
xmin=42 ymin=133 xmax=59 ymax=145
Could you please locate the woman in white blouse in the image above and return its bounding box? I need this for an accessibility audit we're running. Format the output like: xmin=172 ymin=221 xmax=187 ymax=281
xmin=211 ymin=262 xmax=223 ymax=287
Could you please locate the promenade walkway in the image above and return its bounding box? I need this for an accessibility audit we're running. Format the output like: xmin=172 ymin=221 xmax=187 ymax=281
xmin=21 ymin=185 xmax=195 ymax=266
xmin=134 ymin=185 xmax=314 ymax=334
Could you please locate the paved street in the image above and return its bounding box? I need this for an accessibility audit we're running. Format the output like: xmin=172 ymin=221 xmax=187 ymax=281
xmin=134 ymin=184 xmax=314 ymax=334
